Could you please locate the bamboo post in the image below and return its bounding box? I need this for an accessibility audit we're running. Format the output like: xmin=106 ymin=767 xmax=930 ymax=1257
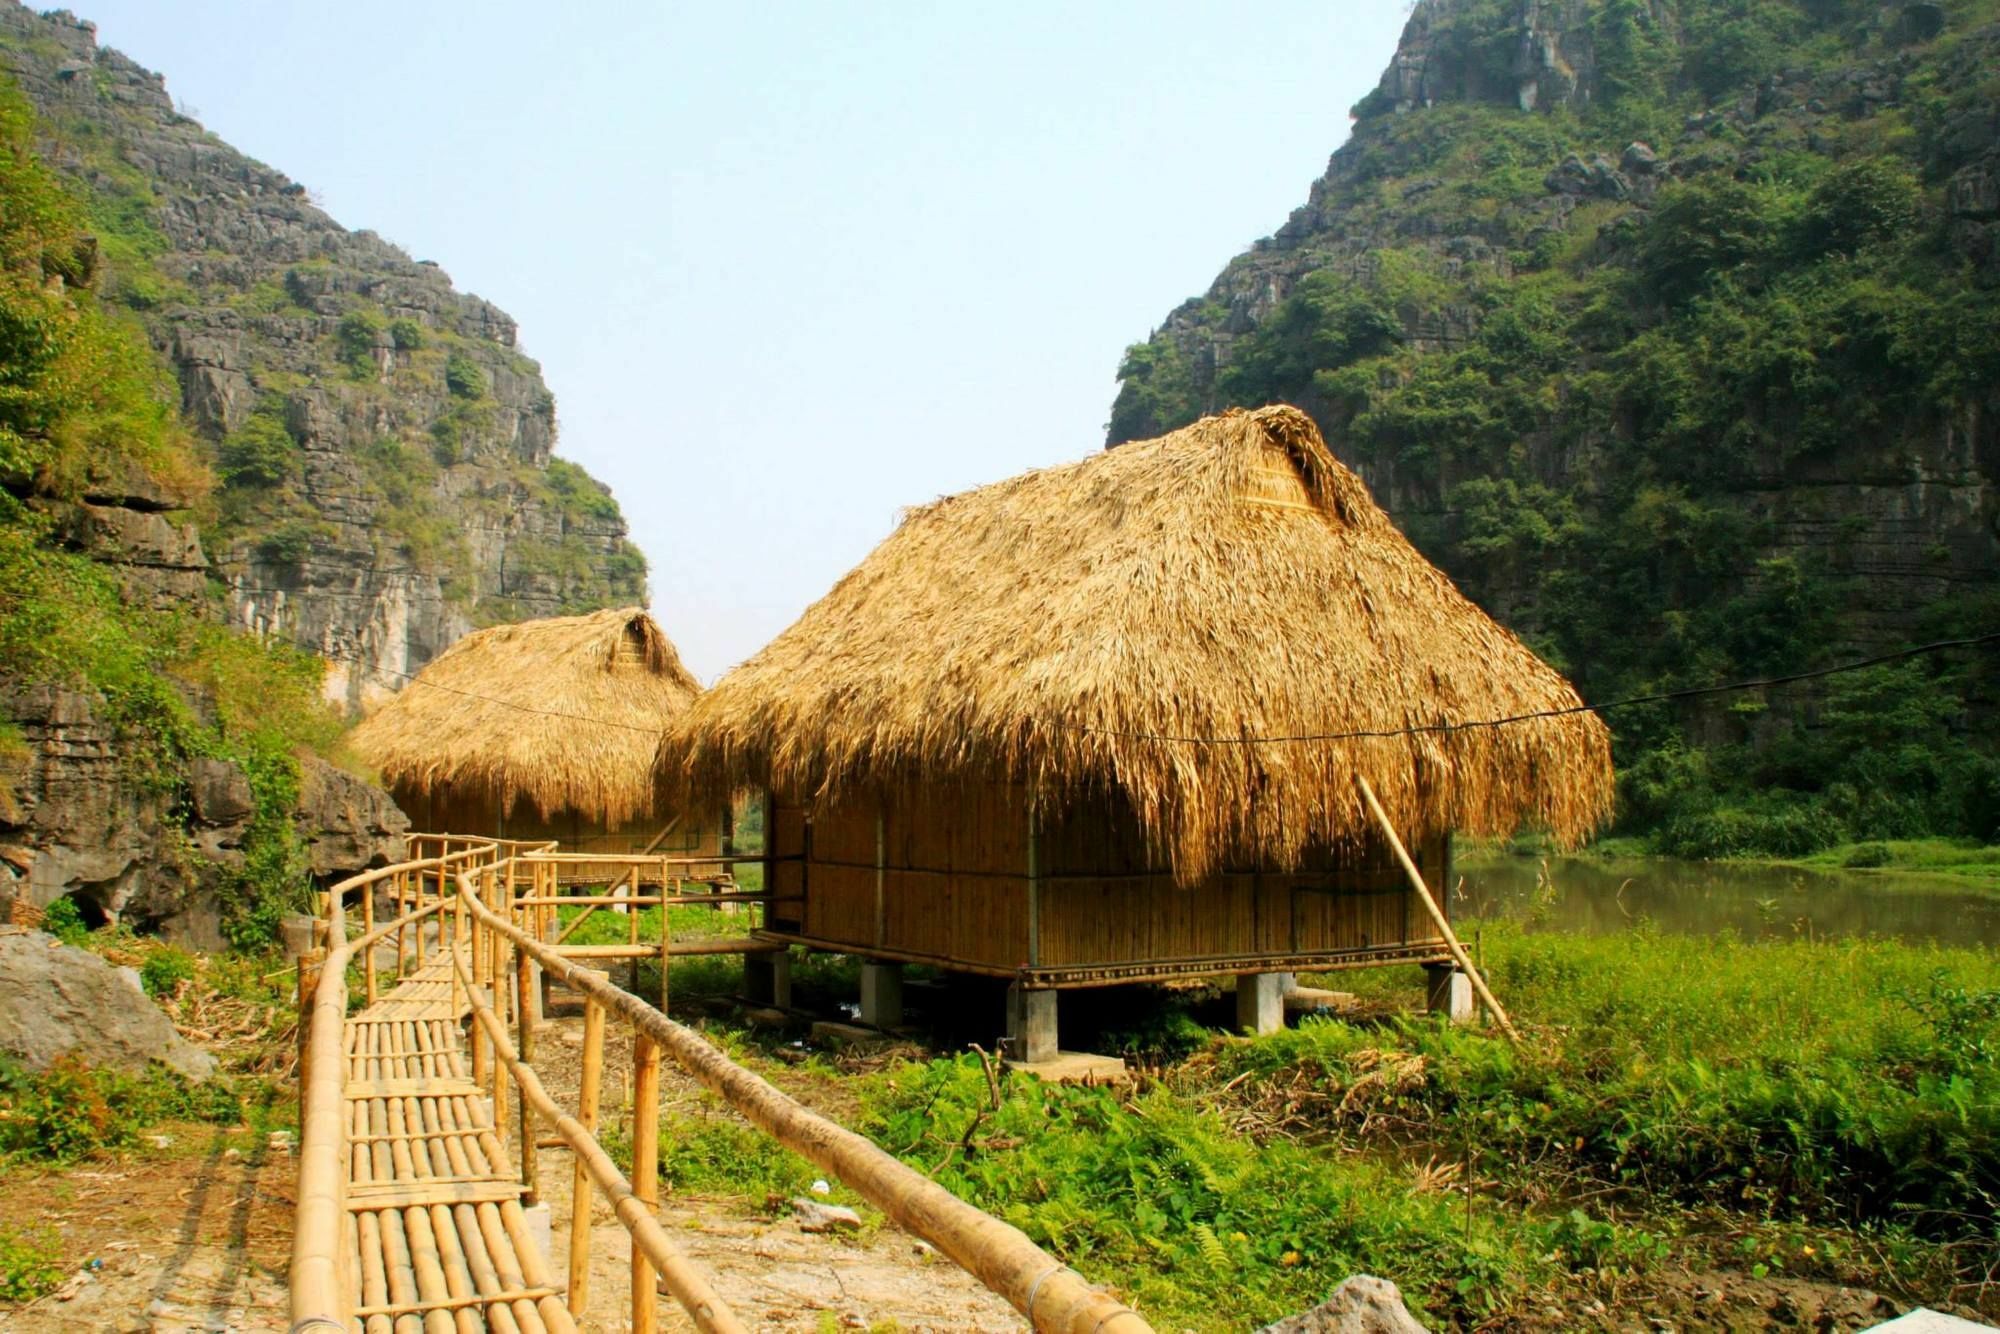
xmin=295 ymin=947 xmax=324 ymax=1105
xmin=631 ymin=1032 xmax=661 ymax=1334
xmin=361 ymin=884 xmax=377 ymax=1005
xmin=517 ymin=944 xmax=538 ymax=1206
xmin=470 ymin=899 xmax=488 ymax=1085
xmin=567 ymin=986 xmax=605 ymax=1320
xmin=1353 ymin=775 xmax=1521 ymax=1044
xmin=394 ymin=871 xmax=408 ymax=980
xmin=492 ymin=925 xmax=511 ymax=1143
xmin=659 ymin=892 xmax=671 ymax=1014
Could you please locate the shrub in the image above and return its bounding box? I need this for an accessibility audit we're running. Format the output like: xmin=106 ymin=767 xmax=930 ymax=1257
xmin=1656 ymin=803 xmax=1844 ymax=859
xmin=443 ymin=353 xmax=486 ymax=400
xmin=216 ymin=409 xmax=299 ymax=489
xmin=1842 ymin=842 xmax=1893 ymax=868
xmin=139 ymin=946 xmax=195 ymax=997
xmin=39 ymin=895 xmax=88 ymax=945
xmin=0 ymin=1056 xmax=245 ymax=1163
xmin=387 ymin=317 xmax=425 ymax=351
xmin=336 ymin=310 xmax=384 ymax=377
xmin=0 ymin=1225 xmax=62 ymax=1302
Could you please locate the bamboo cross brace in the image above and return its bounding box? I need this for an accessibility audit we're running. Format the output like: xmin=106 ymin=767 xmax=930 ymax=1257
xmin=1353 ymin=775 xmax=1521 ymax=1044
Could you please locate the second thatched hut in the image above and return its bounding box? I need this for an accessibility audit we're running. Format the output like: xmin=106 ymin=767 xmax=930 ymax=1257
xmin=661 ymin=407 xmax=1614 ymax=1058
xmin=351 ymin=606 xmax=720 ymax=859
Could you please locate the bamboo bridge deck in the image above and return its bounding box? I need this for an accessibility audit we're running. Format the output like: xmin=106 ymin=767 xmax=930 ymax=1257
xmin=336 ymin=958 xmax=575 ymax=1334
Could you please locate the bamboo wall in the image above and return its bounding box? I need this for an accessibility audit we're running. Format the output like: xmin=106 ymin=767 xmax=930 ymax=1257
xmin=766 ymin=783 xmax=1451 ymax=983
xmin=397 ymin=786 xmax=725 ymax=867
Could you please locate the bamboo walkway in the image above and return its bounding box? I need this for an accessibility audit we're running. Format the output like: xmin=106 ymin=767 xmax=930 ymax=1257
xmin=338 ymin=957 xmax=576 ymax=1334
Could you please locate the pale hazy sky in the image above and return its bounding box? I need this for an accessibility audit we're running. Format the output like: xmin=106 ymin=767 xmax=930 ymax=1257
xmin=76 ymin=3 xmax=1411 ymax=680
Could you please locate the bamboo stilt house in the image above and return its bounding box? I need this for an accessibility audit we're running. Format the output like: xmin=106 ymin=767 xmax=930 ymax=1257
xmin=660 ymin=407 xmax=1614 ymax=995
xmin=351 ymin=607 xmax=721 ymax=861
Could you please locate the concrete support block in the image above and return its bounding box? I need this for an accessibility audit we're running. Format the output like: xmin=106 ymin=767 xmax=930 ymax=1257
xmin=1425 ymin=963 xmax=1474 ymax=1024
xmin=1235 ymin=972 xmax=1286 ymax=1036
xmin=1005 ymin=983 xmax=1059 ymax=1064
xmin=743 ymin=950 xmax=794 ymax=1009
xmin=859 ymin=962 xmax=903 ymax=1029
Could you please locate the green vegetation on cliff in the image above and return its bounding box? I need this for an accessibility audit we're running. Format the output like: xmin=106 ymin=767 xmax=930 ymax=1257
xmin=0 ymin=78 xmax=341 ymax=944
xmin=1112 ymin=0 xmax=2000 ymax=857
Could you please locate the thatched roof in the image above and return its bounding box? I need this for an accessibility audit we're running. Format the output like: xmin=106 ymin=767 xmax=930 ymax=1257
xmin=352 ymin=607 xmax=700 ymax=826
xmin=661 ymin=407 xmax=1613 ymax=882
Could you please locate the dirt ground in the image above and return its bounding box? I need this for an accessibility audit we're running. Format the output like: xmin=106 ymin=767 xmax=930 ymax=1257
xmin=0 ymin=1124 xmax=294 ymax=1332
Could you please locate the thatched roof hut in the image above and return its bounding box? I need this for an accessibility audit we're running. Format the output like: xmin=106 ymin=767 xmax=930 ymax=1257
xmin=664 ymin=406 xmax=1612 ymax=884
xmin=354 ymin=607 xmax=700 ymax=831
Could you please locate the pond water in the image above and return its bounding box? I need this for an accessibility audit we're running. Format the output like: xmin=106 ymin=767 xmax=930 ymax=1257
xmin=1453 ymin=855 xmax=2000 ymax=950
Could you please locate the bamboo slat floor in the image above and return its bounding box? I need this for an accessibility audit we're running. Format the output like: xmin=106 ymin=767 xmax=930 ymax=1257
xmin=340 ymin=959 xmax=577 ymax=1334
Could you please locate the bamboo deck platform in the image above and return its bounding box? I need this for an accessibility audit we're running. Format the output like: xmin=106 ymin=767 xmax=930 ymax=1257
xmin=339 ymin=959 xmax=576 ymax=1334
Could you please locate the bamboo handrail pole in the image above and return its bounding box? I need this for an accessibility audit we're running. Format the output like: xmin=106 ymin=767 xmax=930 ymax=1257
xmin=1353 ymin=775 xmax=1521 ymax=1044
xmin=455 ymin=873 xmax=1153 ymax=1334
xmin=445 ymin=945 xmax=745 ymax=1333
xmin=566 ymin=986 xmax=604 ymax=1319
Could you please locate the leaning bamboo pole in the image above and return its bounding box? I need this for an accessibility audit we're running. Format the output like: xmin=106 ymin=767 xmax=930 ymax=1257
xmin=445 ymin=941 xmax=744 ymax=1333
xmin=456 ymin=869 xmax=1153 ymax=1334
xmin=1354 ymin=775 xmax=1521 ymax=1044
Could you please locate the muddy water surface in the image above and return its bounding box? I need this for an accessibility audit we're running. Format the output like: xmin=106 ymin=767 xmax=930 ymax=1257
xmin=1455 ymin=855 xmax=2000 ymax=949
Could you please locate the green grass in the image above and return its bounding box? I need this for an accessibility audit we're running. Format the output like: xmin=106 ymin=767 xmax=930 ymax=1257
xmin=1788 ymin=838 xmax=2000 ymax=885
xmin=624 ymin=925 xmax=1998 ymax=1330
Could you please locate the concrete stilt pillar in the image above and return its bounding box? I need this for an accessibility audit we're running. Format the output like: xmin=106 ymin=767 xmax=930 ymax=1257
xmin=859 ymin=961 xmax=903 ymax=1029
xmin=743 ymin=950 xmax=794 ymax=1009
xmin=1235 ymin=972 xmax=1285 ymax=1036
xmin=1005 ymin=983 xmax=1058 ymax=1064
xmin=1425 ymin=963 xmax=1474 ymax=1024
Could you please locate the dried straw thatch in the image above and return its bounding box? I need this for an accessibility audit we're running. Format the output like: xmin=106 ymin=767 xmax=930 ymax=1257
xmin=352 ymin=607 xmax=699 ymax=827
xmin=662 ymin=407 xmax=1613 ymax=882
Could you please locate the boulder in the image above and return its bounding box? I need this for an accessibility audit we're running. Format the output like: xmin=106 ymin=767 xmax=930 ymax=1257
xmin=294 ymin=756 xmax=409 ymax=878
xmin=0 ymin=930 xmax=214 ymax=1081
xmin=188 ymin=757 xmax=254 ymax=826
xmin=1259 ymin=1275 xmax=1429 ymax=1334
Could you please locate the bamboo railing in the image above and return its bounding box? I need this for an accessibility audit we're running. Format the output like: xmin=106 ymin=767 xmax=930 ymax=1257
xmin=293 ymin=834 xmax=1154 ymax=1334
xmin=290 ymin=839 xmax=507 ymax=1333
xmin=452 ymin=862 xmax=1155 ymax=1334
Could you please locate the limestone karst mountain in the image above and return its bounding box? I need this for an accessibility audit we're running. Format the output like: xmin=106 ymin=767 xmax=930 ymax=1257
xmin=1109 ymin=0 xmax=2000 ymax=848
xmin=0 ymin=3 xmax=647 ymax=715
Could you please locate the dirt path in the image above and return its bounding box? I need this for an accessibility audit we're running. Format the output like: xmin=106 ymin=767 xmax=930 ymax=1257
xmin=529 ymin=1002 xmax=1028 ymax=1332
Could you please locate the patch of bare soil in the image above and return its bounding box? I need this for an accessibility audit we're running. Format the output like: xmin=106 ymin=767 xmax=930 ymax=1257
xmin=531 ymin=1002 xmax=1027 ymax=1332
xmin=0 ymin=1125 xmax=293 ymax=1333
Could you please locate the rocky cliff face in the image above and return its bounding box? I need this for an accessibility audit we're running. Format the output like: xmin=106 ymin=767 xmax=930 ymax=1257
xmin=0 ymin=4 xmax=646 ymax=714
xmin=1108 ymin=0 xmax=2000 ymax=742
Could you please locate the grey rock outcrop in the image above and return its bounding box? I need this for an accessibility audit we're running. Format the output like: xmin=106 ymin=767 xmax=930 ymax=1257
xmin=0 ymin=930 xmax=215 ymax=1081
xmin=294 ymin=757 xmax=409 ymax=879
xmin=0 ymin=3 xmax=647 ymax=716
xmin=1259 ymin=1276 xmax=1430 ymax=1334
xmin=0 ymin=681 xmax=407 ymax=947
